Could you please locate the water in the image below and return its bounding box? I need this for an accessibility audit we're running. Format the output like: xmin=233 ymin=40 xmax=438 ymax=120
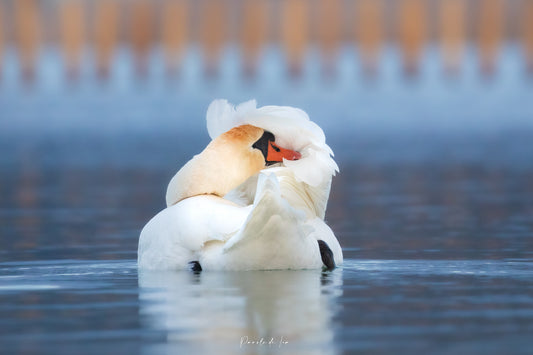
xmin=1 ymin=47 xmax=533 ymax=354
xmin=1 ymin=259 xmax=533 ymax=354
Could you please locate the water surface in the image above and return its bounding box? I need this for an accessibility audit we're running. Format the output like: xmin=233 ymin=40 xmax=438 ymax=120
xmin=2 ymin=257 xmax=533 ymax=354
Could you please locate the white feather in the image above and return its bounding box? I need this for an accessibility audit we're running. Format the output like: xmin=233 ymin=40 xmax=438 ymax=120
xmin=138 ymin=100 xmax=343 ymax=271
xmin=200 ymin=173 xmax=321 ymax=270
xmin=138 ymin=196 xmax=252 ymax=270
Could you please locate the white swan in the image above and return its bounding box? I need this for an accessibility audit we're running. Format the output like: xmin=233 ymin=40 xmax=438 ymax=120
xmin=138 ymin=99 xmax=342 ymax=271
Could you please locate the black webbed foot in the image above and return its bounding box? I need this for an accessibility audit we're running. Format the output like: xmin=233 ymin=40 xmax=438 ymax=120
xmin=318 ymin=240 xmax=336 ymax=271
xmin=188 ymin=261 xmax=202 ymax=273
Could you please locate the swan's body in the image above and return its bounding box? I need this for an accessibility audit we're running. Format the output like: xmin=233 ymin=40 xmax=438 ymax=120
xmin=138 ymin=100 xmax=342 ymax=271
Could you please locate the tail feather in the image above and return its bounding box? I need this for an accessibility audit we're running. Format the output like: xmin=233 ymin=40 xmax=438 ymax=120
xmin=209 ymin=173 xmax=320 ymax=270
xmin=223 ymin=173 xmax=307 ymax=252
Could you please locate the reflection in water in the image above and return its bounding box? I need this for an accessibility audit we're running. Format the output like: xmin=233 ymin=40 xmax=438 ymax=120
xmin=138 ymin=269 xmax=342 ymax=354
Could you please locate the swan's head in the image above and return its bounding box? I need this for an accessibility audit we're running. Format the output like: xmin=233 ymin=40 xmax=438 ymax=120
xmin=166 ymin=124 xmax=302 ymax=206
xmin=166 ymin=99 xmax=338 ymax=207
xmin=207 ymin=99 xmax=339 ymax=187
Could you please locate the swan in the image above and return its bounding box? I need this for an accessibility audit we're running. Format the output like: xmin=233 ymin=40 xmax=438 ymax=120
xmin=138 ymin=99 xmax=342 ymax=271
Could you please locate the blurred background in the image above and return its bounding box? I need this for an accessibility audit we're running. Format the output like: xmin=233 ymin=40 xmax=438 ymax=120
xmin=1 ymin=0 xmax=532 ymax=260
xmin=1 ymin=0 xmax=533 ymax=78
xmin=1 ymin=1 xmax=533 ymax=354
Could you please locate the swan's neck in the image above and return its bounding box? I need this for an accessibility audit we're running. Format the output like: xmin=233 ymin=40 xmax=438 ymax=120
xmin=166 ymin=135 xmax=265 ymax=206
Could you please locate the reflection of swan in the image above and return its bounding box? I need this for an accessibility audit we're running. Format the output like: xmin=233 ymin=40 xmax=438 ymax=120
xmin=138 ymin=269 xmax=342 ymax=354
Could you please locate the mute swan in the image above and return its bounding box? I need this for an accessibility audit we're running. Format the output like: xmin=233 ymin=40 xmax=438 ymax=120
xmin=138 ymin=99 xmax=342 ymax=271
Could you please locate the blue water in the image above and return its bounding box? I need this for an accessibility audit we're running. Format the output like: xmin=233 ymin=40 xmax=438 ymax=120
xmin=1 ymin=47 xmax=533 ymax=354
xmin=1 ymin=258 xmax=533 ymax=354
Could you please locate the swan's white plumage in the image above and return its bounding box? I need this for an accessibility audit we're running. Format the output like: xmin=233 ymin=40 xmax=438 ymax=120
xmin=200 ymin=173 xmax=324 ymax=270
xmin=138 ymin=99 xmax=343 ymax=271
xmin=138 ymin=196 xmax=253 ymax=270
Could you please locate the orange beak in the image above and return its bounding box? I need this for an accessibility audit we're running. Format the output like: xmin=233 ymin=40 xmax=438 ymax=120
xmin=266 ymin=142 xmax=302 ymax=163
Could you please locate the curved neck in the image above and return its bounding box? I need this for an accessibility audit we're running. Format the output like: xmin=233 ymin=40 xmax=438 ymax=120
xmin=166 ymin=129 xmax=265 ymax=206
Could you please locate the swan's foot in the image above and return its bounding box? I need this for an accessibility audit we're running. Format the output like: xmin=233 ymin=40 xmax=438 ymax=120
xmin=318 ymin=240 xmax=336 ymax=271
xmin=188 ymin=261 xmax=202 ymax=273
